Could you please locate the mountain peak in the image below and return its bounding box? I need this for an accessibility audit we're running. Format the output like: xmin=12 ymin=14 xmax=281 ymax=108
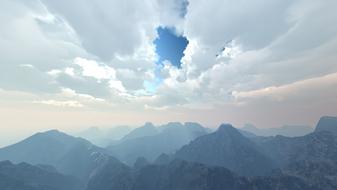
xmin=217 ymin=123 xmax=238 ymax=133
xmin=120 ymin=122 xmax=158 ymax=141
xmin=44 ymin=129 xmax=61 ymax=134
xmin=315 ymin=116 xmax=337 ymax=133
xmin=184 ymin=122 xmax=204 ymax=130
xmin=143 ymin=122 xmax=155 ymax=128
xmin=37 ymin=129 xmax=77 ymax=142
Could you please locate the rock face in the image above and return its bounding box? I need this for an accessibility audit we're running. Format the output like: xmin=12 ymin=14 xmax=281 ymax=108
xmin=0 ymin=130 xmax=109 ymax=181
xmin=87 ymin=159 xmax=318 ymax=190
xmin=253 ymin=130 xmax=337 ymax=189
xmin=86 ymin=157 xmax=133 ymax=190
xmin=281 ymin=160 xmax=337 ymax=190
xmin=176 ymin=124 xmax=275 ymax=176
xmin=315 ymin=116 xmax=337 ymax=133
xmin=255 ymin=130 xmax=337 ymax=167
xmin=0 ymin=160 xmax=81 ymax=190
xmin=107 ymin=122 xmax=209 ymax=164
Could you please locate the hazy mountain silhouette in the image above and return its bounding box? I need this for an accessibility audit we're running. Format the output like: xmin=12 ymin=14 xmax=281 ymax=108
xmin=0 ymin=160 xmax=81 ymax=190
xmin=120 ymin=122 xmax=159 ymax=141
xmin=241 ymin=124 xmax=313 ymax=137
xmin=107 ymin=122 xmax=209 ymax=164
xmin=77 ymin=126 xmax=132 ymax=147
xmin=176 ymin=124 xmax=275 ymax=176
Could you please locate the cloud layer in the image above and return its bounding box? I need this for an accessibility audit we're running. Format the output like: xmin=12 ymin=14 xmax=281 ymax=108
xmin=0 ymin=0 xmax=336 ymax=135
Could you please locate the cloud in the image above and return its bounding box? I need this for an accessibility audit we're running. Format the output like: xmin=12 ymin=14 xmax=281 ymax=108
xmin=74 ymin=57 xmax=116 ymax=81
xmin=33 ymin=100 xmax=84 ymax=108
xmin=232 ymin=72 xmax=337 ymax=103
xmin=156 ymin=0 xmax=337 ymax=108
xmin=0 ymin=0 xmax=336 ymax=131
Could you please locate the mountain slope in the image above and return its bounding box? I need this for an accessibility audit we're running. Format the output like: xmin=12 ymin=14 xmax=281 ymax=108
xmin=0 ymin=160 xmax=81 ymax=190
xmin=107 ymin=122 xmax=209 ymax=164
xmin=315 ymin=116 xmax=337 ymax=133
xmin=255 ymin=131 xmax=337 ymax=167
xmin=120 ymin=122 xmax=159 ymax=141
xmin=87 ymin=159 xmax=318 ymax=190
xmin=252 ymin=129 xmax=337 ymax=189
xmin=0 ymin=130 xmax=108 ymax=181
xmin=176 ymin=124 xmax=275 ymax=176
xmin=86 ymin=157 xmax=133 ymax=190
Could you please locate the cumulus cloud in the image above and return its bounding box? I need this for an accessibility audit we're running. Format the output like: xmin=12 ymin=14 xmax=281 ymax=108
xmin=156 ymin=0 xmax=337 ymax=108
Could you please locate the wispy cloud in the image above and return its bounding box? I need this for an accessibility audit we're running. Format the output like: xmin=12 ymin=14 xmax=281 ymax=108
xmin=33 ymin=100 xmax=84 ymax=108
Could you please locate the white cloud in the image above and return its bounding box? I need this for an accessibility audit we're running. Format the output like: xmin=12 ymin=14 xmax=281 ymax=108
xmin=74 ymin=57 xmax=117 ymax=80
xmin=33 ymin=100 xmax=84 ymax=108
xmin=154 ymin=0 xmax=337 ymax=108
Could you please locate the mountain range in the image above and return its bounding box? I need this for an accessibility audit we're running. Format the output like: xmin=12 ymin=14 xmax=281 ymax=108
xmin=0 ymin=116 xmax=336 ymax=189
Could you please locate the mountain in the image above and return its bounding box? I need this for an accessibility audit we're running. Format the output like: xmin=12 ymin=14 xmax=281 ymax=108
xmin=76 ymin=126 xmax=132 ymax=147
xmin=176 ymin=124 xmax=275 ymax=176
xmin=315 ymin=116 xmax=337 ymax=133
xmin=86 ymin=157 xmax=133 ymax=190
xmin=251 ymin=129 xmax=337 ymax=189
xmin=107 ymin=122 xmax=209 ymax=165
xmin=120 ymin=122 xmax=159 ymax=141
xmin=0 ymin=160 xmax=80 ymax=190
xmin=133 ymin=157 xmax=150 ymax=170
xmin=87 ymin=159 xmax=318 ymax=190
xmin=241 ymin=124 xmax=313 ymax=137
xmin=0 ymin=130 xmax=108 ymax=181
xmin=280 ymin=160 xmax=337 ymax=190
xmin=254 ymin=130 xmax=337 ymax=167
xmin=153 ymin=153 xmax=173 ymax=165
xmin=0 ymin=130 xmax=85 ymax=165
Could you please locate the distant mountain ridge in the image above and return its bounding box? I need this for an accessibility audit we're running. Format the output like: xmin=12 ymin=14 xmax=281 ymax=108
xmin=107 ymin=122 xmax=209 ymax=165
xmin=120 ymin=122 xmax=158 ymax=141
xmin=241 ymin=124 xmax=313 ymax=137
xmin=76 ymin=126 xmax=132 ymax=147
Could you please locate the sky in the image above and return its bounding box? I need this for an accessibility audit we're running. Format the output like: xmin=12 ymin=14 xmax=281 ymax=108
xmin=0 ymin=0 xmax=337 ymax=146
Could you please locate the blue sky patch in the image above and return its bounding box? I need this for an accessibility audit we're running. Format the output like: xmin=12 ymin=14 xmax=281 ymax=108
xmin=154 ymin=27 xmax=188 ymax=68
